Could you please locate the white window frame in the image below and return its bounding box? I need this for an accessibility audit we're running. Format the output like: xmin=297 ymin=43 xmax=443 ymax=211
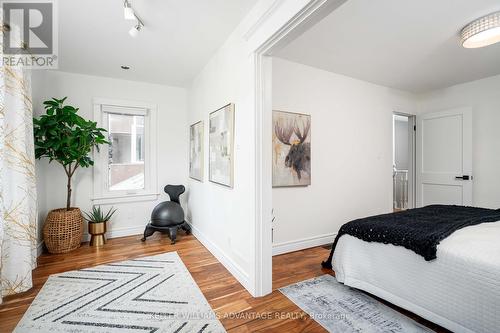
xmin=92 ymin=98 xmax=159 ymax=205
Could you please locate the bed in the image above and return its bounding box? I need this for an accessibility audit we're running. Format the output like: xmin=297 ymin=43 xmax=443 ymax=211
xmin=324 ymin=206 xmax=500 ymax=333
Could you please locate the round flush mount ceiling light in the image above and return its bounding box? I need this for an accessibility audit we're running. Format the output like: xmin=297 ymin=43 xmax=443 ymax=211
xmin=461 ymin=11 xmax=500 ymax=48
xmin=121 ymin=65 xmax=130 ymax=70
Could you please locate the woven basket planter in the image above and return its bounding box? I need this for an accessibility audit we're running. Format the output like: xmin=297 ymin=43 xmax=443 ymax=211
xmin=43 ymin=208 xmax=83 ymax=254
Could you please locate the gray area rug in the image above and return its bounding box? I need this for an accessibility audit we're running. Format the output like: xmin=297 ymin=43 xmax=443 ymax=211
xmin=280 ymin=275 xmax=433 ymax=333
xmin=15 ymin=252 xmax=226 ymax=333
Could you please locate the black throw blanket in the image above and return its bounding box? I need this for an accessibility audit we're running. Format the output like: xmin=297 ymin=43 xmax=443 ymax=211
xmin=322 ymin=205 xmax=500 ymax=269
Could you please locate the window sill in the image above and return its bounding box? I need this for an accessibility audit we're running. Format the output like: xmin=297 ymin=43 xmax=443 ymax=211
xmin=92 ymin=193 xmax=160 ymax=205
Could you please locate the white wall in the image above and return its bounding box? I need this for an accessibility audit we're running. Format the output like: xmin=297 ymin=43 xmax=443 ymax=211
xmin=418 ymin=74 xmax=500 ymax=209
xmin=271 ymin=58 xmax=418 ymax=252
xmin=32 ymin=71 xmax=188 ymax=245
xmin=185 ymin=0 xmax=346 ymax=296
xmin=186 ymin=27 xmax=256 ymax=293
xmin=30 ymin=0 xmax=349 ymax=297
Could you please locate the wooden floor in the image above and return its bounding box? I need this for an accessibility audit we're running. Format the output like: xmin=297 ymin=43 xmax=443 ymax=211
xmin=0 ymin=233 xmax=447 ymax=332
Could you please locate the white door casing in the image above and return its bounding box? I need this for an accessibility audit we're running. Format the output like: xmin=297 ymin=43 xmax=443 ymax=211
xmin=416 ymin=108 xmax=472 ymax=207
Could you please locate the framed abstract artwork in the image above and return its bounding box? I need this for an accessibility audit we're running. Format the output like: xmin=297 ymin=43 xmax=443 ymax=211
xmin=189 ymin=120 xmax=204 ymax=181
xmin=272 ymin=110 xmax=311 ymax=187
xmin=209 ymin=103 xmax=235 ymax=187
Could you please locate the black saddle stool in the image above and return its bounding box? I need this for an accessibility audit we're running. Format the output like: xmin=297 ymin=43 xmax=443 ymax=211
xmin=141 ymin=185 xmax=191 ymax=244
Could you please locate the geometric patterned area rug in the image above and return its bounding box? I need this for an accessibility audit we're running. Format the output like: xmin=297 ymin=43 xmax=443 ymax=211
xmin=14 ymin=252 xmax=226 ymax=333
xmin=280 ymin=275 xmax=433 ymax=333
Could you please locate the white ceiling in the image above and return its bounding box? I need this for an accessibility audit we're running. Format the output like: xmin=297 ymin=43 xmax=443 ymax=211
xmin=57 ymin=0 xmax=257 ymax=87
xmin=275 ymin=0 xmax=500 ymax=93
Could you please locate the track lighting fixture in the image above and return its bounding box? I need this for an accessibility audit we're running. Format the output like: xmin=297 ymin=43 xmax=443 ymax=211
xmin=123 ymin=0 xmax=145 ymax=37
xmin=124 ymin=0 xmax=135 ymax=20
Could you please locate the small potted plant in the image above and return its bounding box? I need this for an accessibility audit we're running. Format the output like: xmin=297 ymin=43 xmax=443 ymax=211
xmin=34 ymin=97 xmax=108 ymax=253
xmin=84 ymin=206 xmax=116 ymax=247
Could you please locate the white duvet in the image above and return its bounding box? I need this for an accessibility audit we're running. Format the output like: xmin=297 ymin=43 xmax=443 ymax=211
xmin=332 ymin=221 xmax=500 ymax=333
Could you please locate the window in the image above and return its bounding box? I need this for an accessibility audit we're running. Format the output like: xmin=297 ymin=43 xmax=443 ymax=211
xmin=108 ymin=113 xmax=145 ymax=191
xmin=93 ymin=99 xmax=158 ymax=204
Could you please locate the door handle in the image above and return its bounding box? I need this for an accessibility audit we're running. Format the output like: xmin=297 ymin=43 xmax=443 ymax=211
xmin=455 ymin=175 xmax=471 ymax=180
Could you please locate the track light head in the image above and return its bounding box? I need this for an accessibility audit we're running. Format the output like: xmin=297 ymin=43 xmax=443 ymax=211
xmin=129 ymin=22 xmax=142 ymax=37
xmin=124 ymin=0 xmax=135 ymax=20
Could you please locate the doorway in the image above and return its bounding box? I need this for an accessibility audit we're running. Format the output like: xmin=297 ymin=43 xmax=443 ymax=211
xmin=393 ymin=113 xmax=416 ymax=211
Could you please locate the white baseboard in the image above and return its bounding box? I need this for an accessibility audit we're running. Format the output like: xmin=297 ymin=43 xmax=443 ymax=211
xmin=82 ymin=225 xmax=145 ymax=242
xmin=37 ymin=222 xmax=255 ymax=296
xmin=37 ymin=225 xmax=144 ymax=256
xmin=187 ymin=222 xmax=252 ymax=294
xmin=272 ymin=233 xmax=336 ymax=256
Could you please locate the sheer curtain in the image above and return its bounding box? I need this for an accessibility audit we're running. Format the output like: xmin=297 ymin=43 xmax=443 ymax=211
xmin=0 ymin=28 xmax=37 ymax=304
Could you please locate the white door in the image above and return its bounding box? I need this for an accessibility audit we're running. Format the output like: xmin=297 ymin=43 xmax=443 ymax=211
xmin=416 ymin=108 xmax=472 ymax=207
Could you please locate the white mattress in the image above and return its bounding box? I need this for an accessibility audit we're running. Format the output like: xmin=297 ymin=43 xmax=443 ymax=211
xmin=332 ymin=221 xmax=500 ymax=333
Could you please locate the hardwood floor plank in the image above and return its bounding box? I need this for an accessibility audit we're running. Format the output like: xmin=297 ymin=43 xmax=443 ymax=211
xmin=0 ymin=233 xmax=446 ymax=332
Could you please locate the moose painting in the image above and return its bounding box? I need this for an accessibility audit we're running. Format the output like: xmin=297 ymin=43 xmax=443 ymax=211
xmin=272 ymin=110 xmax=311 ymax=187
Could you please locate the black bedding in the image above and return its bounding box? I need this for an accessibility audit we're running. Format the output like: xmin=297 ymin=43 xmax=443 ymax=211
xmin=322 ymin=205 xmax=500 ymax=268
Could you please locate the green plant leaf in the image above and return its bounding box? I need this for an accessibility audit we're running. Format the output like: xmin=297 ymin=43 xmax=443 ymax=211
xmin=34 ymin=98 xmax=108 ymax=168
xmin=84 ymin=206 xmax=116 ymax=223
xmin=34 ymin=98 xmax=110 ymax=209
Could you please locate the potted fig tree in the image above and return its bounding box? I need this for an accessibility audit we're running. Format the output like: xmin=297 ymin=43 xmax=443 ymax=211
xmin=34 ymin=97 xmax=108 ymax=254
